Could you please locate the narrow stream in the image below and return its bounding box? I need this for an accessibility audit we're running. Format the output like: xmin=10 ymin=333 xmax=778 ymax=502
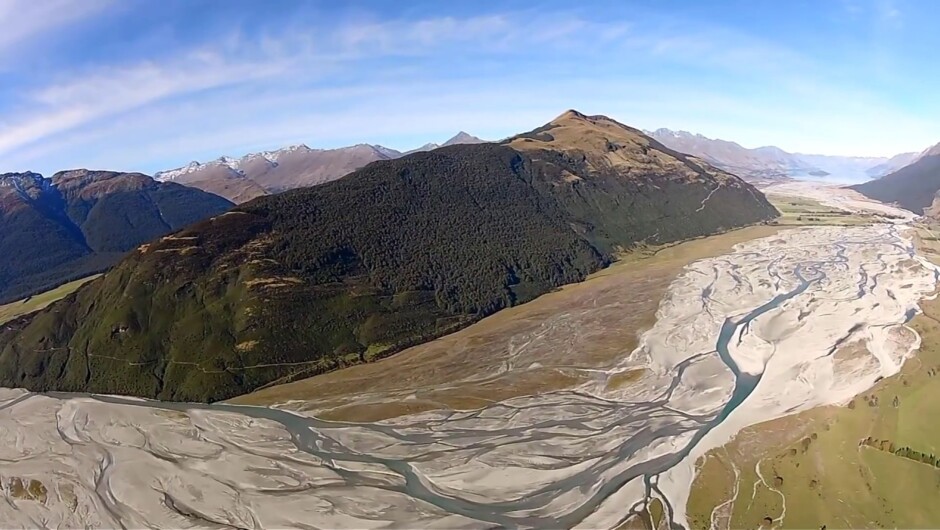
xmin=48 ymin=240 xmax=826 ymax=528
xmin=10 ymin=223 xmax=934 ymax=529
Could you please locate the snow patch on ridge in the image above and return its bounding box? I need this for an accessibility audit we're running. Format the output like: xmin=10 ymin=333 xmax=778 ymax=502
xmin=153 ymin=143 xmax=399 ymax=182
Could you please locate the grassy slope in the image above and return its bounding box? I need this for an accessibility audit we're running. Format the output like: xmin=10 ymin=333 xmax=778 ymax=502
xmin=687 ymin=221 xmax=940 ymax=530
xmin=0 ymin=275 xmax=101 ymax=325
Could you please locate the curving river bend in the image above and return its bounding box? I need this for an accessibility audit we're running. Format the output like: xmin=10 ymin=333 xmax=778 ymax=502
xmin=0 ymin=223 xmax=937 ymax=529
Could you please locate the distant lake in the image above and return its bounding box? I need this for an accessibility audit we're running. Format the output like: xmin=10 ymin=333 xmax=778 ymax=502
xmin=789 ymin=171 xmax=872 ymax=185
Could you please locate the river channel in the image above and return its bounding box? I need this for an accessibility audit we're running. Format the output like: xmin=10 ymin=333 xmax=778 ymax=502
xmin=0 ymin=223 xmax=936 ymax=529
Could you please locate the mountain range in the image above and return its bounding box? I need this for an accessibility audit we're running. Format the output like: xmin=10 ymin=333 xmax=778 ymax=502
xmin=0 ymin=170 xmax=232 ymax=303
xmin=647 ymin=128 xmax=915 ymax=183
xmin=851 ymin=141 xmax=940 ymax=215
xmin=0 ymin=110 xmax=778 ymax=402
xmin=865 ymin=151 xmax=922 ymax=178
xmin=156 ymin=132 xmax=486 ymax=203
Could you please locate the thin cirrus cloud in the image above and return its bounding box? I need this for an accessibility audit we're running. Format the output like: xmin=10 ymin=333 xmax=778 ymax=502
xmin=0 ymin=51 xmax=297 ymax=158
xmin=0 ymin=0 xmax=113 ymax=57
xmin=0 ymin=11 xmax=634 ymax=172
xmin=1 ymin=2 xmax=938 ymax=176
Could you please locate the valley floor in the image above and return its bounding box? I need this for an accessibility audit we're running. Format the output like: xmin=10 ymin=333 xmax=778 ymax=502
xmin=0 ymin=182 xmax=936 ymax=528
xmin=0 ymin=275 xmax=100 ymax=325
xmin=686 ymin=220 xmax=940 ymax=529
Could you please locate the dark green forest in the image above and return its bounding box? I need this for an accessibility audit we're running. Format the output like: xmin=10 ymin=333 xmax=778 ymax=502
xmin=0 ymin=142 xmax=777 ymax=402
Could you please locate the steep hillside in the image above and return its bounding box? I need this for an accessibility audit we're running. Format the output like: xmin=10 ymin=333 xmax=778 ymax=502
xmin=851 ymin=151 xmax=940 ymax=214
xmin=0 ymin=170 xmax=232 ymax=302
xmin=865 ymin=151 xmax=919 ymax=178
xmin=157 ymin=132 xmax=488 ymax=202
xmin=0 ymin=111 xmax=777 ymax=402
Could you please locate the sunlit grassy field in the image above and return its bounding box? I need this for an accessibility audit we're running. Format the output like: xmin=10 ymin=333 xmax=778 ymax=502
xmin=687 ymin=221 xmax=940 ymax=529
xmin=766 ymin=194 xmax=873 ymax=226
xmin=0 ymin=275 xmax=101 ymax=325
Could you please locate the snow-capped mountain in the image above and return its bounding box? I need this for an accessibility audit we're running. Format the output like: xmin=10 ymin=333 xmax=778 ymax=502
xmin=0 ymin=171 xmax=51 ymax=202
xmin=155 ymin=145 xmax=314 ymax=183
xmin=156 ymin=132 xmax=488 ymax=203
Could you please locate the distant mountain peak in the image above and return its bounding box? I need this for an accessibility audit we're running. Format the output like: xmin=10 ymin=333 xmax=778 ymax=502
xmin=284 ymin=143 xmax=312 ymax=153
xmin=546 ymin=111 xmax=648 ymax=139
xmin=0 ymin=171 xmax=44 ymax=185
xmin=412 ymin=142 xmax=440 ymax=152
xmin=371 ymin=145 xmax=403 ymax=159
xmin=921 ymin=142 xmax=940 ymax=158
xmin=650 ymin=128 xmax=695 ymax=139
xmin=0 ymin=172 xmax=49 ymax=201
xmin=508 ymin=109 xmax=739 ymax=186
xmin=443 ymin=131 xmax=485 ymax=146
xmin=556 ymin=109 xmax=589 ymax=121
xmin=154 ymin=131 xmax=488 ymax=202
xmin=646 ymin=127 xmax=907 ymax=183
xmin=553 ymin=109 xmax=598 ymax=124
xmin=155 ymin=159 xmax=241 ymax=182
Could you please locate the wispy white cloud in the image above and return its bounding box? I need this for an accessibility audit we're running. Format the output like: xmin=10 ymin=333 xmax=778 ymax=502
xmin=2 ymin=5 xmax=937 ymax=174
xmin=13 ymin=61 xmax=936 ymax=175
xmin=838 ymin=0 xmax=903 ymax=26
xmin=0 ymin=48 xmax=298 ymax=156
xmin=877 ymin=0 xmax=903 ymax=22
xmin=0 ymin=0 xmax=113 ymax=57
xmin=840 ymin=0 xmax=864 ymax=15
xmin=336 ymin=15 xmax=510 ymax=52
xmin=328 ymin=13 xmax=621 ymax=56
xmin=0 ymin=11 xmax=631 ymax=163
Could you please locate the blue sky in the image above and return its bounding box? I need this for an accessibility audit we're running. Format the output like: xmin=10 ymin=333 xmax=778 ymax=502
xmin=1 ymin=0 xmax=938 ymax=175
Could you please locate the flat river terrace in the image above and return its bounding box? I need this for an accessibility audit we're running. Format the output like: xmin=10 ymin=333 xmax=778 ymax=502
xmin=0 ymin=219 xmax=937 ymax=528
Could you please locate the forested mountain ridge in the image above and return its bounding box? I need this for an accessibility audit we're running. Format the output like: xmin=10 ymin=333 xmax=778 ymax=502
xmin=0 ymin=111 xmax=778 ymax=402
xmin=0 ymin=170 xmax=233 ymax=303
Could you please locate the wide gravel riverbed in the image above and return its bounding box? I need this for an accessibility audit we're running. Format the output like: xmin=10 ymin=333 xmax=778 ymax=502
xmin=0 ymin=222 xmax=936 ymax=529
